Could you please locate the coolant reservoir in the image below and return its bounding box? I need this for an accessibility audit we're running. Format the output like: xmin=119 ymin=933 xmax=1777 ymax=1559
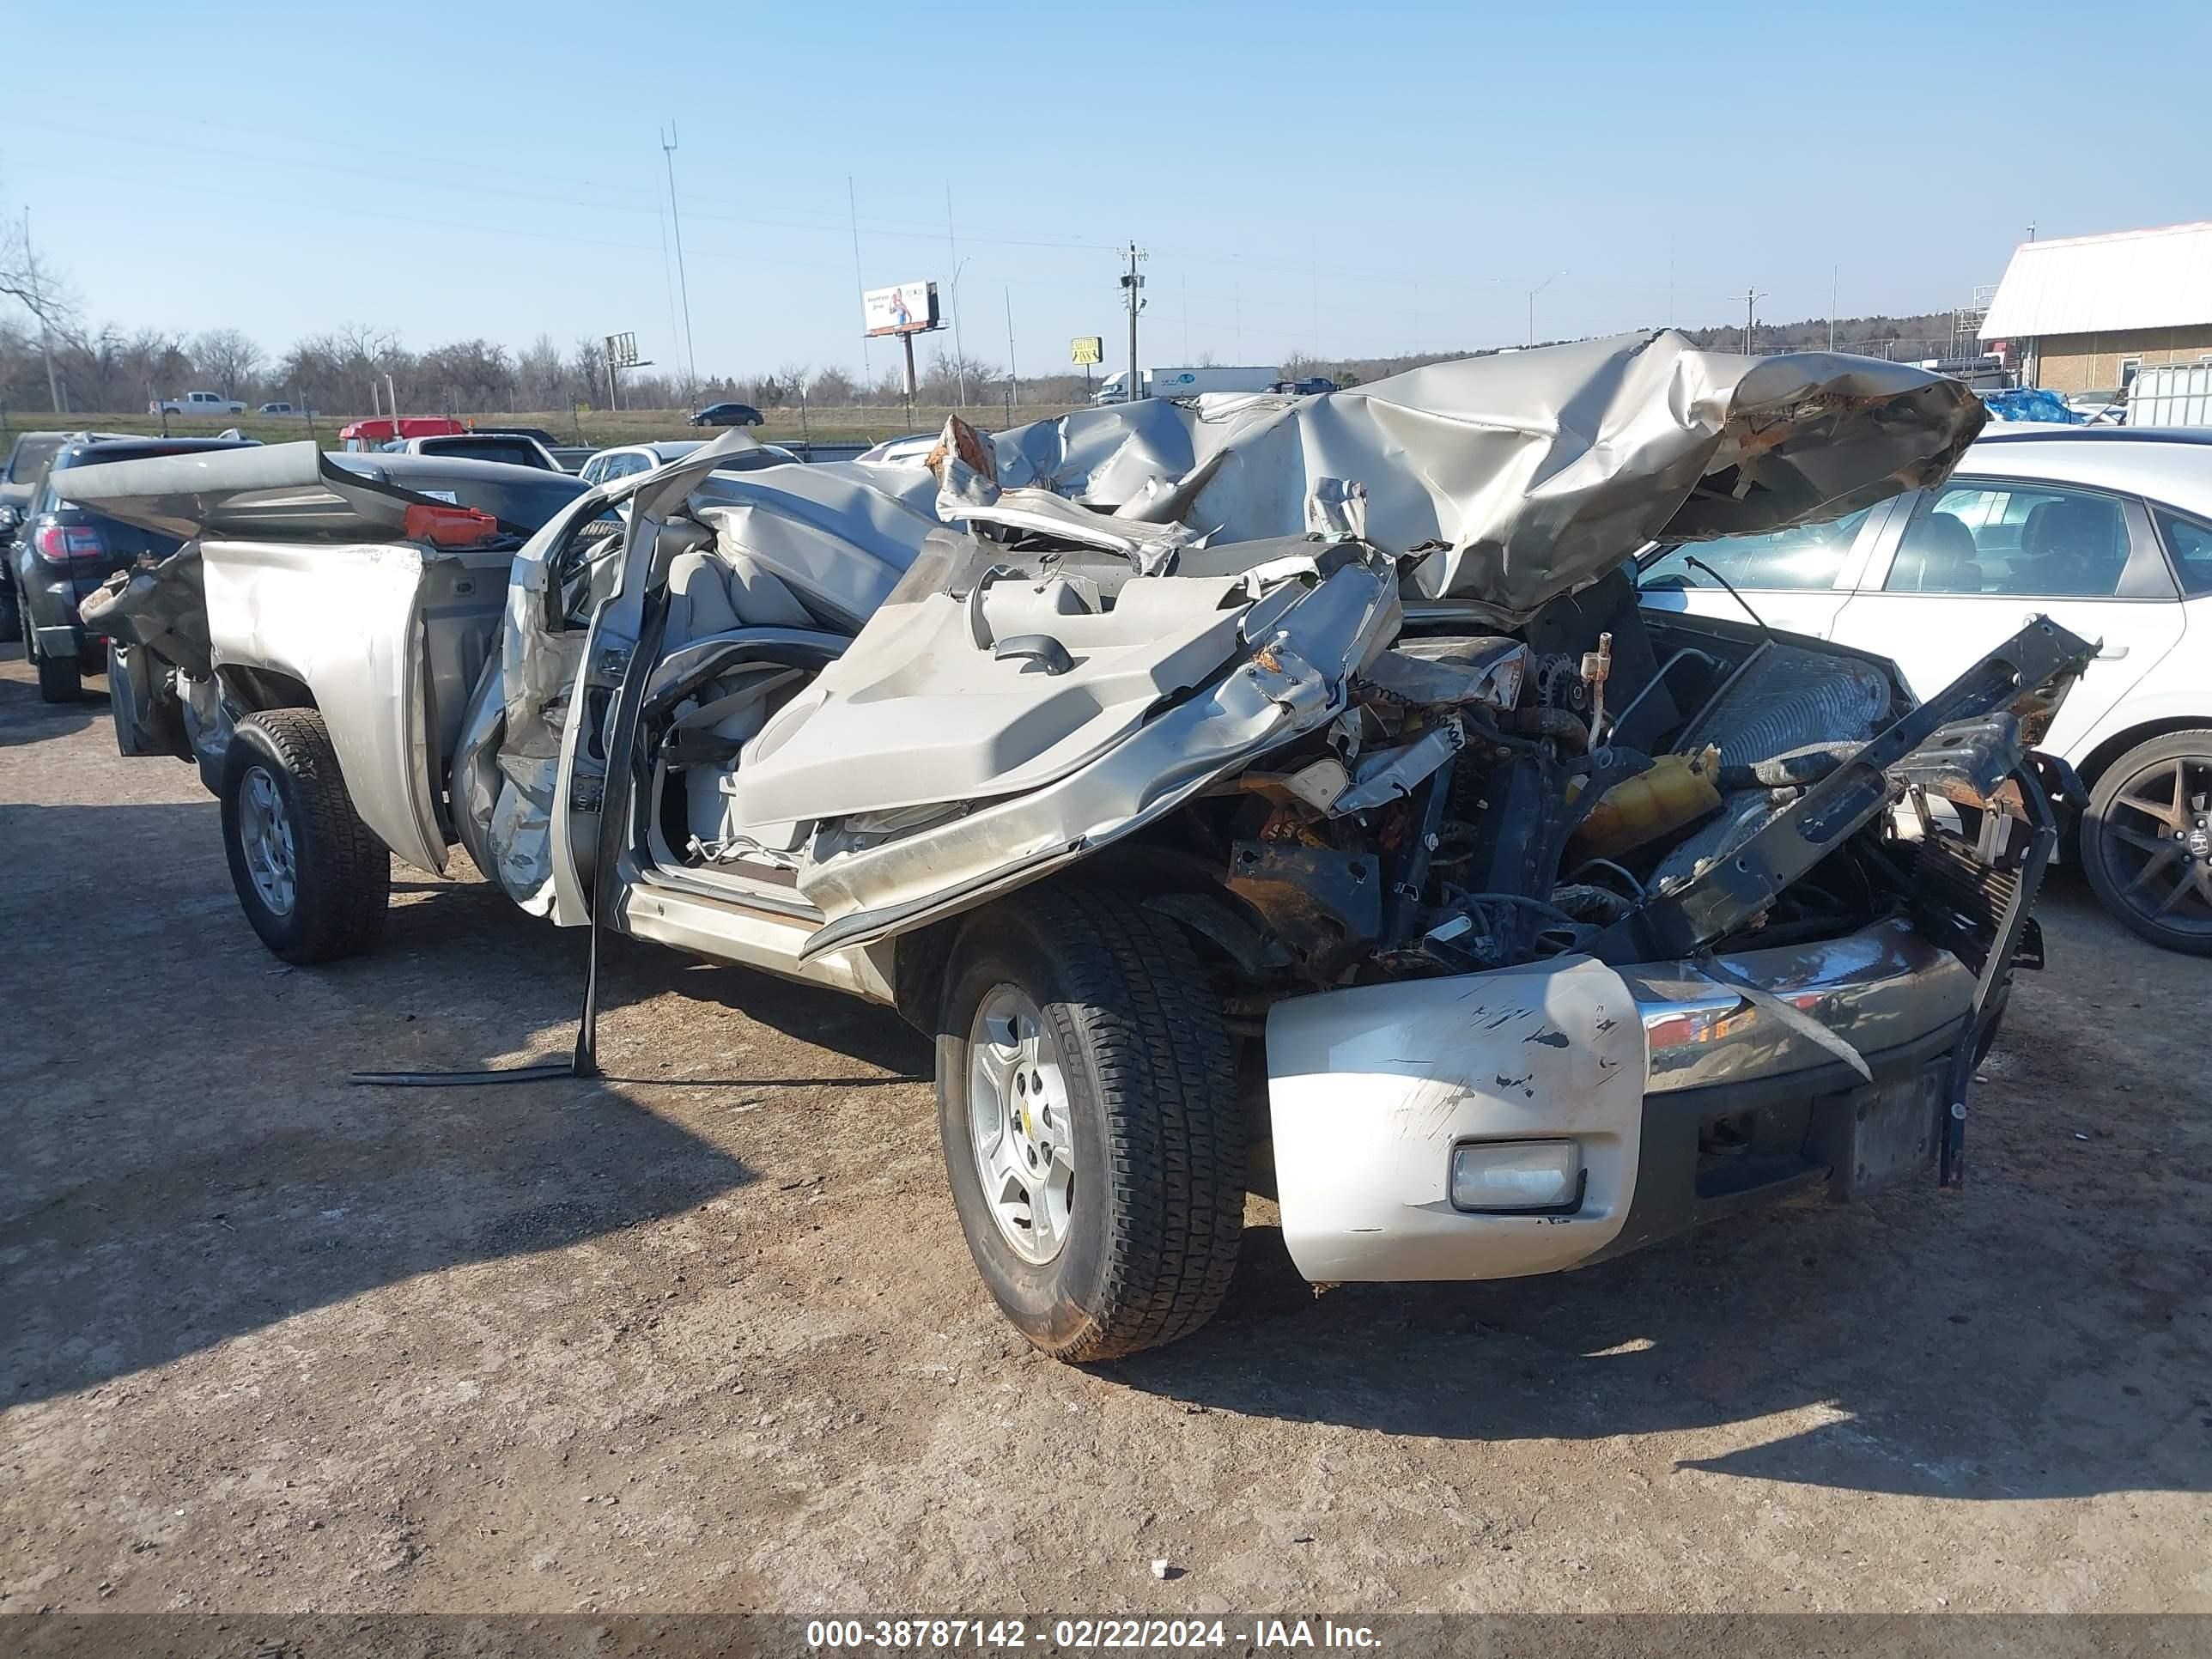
xmin=1569 ymin=746 xmax=1721 ymax=863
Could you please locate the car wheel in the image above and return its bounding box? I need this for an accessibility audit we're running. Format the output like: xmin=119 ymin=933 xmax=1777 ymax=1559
xmin=2081 ymin=729 xmax=2212 ymax=956
xmin=936 ymin=882 xmax=1243 ymax=1361
xmin=220 ymin=708 xmax=391 ymax=963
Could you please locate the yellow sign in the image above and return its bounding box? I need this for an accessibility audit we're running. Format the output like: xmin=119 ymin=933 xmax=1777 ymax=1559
xmin=1070 ymin=335 xmax=1103 ymax=367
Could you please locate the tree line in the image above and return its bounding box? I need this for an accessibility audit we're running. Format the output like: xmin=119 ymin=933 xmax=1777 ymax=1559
xmin=0 ymin=219 xmax=1967 ymax=420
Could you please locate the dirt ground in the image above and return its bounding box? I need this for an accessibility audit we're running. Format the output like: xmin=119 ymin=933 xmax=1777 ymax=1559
xmin=2 ymin=650 xmax=2207 ymax=1618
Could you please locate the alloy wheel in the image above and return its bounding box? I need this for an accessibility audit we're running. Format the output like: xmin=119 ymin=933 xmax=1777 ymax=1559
xmin=238 ymin=764 xmax=299 ymax=917
xmin=2097 ymin=751 xmax=2212 ymax=942
xmin=966 ymin=985 xmax=1076 ymax=1265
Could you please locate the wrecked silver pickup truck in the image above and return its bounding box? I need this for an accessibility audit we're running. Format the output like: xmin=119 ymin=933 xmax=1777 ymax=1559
xmin=65 ymin=331 xmax=2094 ymax=1361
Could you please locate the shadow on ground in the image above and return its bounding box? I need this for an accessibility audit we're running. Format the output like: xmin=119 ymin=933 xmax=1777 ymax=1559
xmin=1105 ymin=926 xmax=2212 ymax=1504
xmin=0 ymin=660 xmax=101 ymax=747
xmin=4 ymin=786 xmax=2203 ymax=1515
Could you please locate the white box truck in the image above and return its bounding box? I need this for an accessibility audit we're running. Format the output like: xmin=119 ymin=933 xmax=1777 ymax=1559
xmin=1092 ymin=365 xmax=1279 ymax=404
xmin=2125 ymin=362 xmax=2212 ymax=427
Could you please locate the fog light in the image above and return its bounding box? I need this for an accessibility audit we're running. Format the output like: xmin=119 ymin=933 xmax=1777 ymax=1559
xmin=1449 ymin=1139 xmax=1583 ymax=1212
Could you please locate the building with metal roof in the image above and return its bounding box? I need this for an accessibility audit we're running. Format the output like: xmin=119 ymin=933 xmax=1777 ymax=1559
xmin=1977 ymin=222 xmax=2212 ymax=396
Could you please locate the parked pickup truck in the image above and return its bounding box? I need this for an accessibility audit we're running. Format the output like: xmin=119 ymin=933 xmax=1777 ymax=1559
xmin=149 ymin=391 xmax=246 ymax=416
xmin=64 ymin=333 xmax=2094 ymax=1362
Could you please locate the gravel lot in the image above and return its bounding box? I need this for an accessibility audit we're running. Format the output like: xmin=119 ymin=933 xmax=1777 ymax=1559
xmin=3 ymin=651 xmax=2208 ymax=1615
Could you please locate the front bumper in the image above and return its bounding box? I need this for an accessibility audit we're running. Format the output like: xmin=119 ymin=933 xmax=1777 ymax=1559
xmin=1265 ymin=916 xmax=1974 ymax=1282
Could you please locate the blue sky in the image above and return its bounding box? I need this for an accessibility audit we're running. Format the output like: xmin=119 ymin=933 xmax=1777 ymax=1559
xmin=7 ymin=0 xmax=2206 ymax=381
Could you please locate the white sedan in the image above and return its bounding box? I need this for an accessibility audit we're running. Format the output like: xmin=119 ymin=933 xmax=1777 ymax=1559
xmin=1642 ymin=427 xmax=2212 ymax=954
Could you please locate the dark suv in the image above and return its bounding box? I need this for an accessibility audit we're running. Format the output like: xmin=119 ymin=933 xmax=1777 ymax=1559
xmin=8 ymin=434 xmax=257 ymax=702
xmin=688 ymin=402 xmax=764 ymax=428
xmin=0 ymin=431 xmax=117 ymax=642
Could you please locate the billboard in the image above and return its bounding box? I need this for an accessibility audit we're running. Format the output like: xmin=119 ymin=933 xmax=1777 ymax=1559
xmin=862 ymin=281 xmax=940 ymax=337
xmin=605 ymin=331 xmax=641 ymax=368
xmin=1070 ymin=335 xmax=1103 ymax=366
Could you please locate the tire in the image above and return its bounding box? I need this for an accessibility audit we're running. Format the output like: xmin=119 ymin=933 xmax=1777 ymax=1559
xmin=220 ymin=708 xmax=390 ymax=963
xmin=0 ymin=579 xmax=20 ymax=644
xmin=936 ymin=882 xmax=1243 ymax=1362
xmin=33 ymin=637 xmax=82 ymax=703
xmin=2081 ymin=728 xmax=2212 ymax=956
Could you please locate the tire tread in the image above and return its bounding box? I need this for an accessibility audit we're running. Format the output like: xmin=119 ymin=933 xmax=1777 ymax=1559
xmin=228 ymin=708 xmax=390 ymax=963
xmin=1015 ymin=883 xmax=1243 ymax=1362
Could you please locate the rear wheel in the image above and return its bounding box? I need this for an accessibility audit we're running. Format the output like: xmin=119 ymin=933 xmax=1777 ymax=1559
xmin=936 ymin=883 xmax=1243 ymax=1361
xmin=220 ymin=708 xmax=390 ymax=963
xmin=2081 ymin=730 xmax=2212 ymax=956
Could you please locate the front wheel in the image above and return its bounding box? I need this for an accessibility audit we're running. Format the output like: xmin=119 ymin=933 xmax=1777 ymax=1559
xmin=936 ymin=884 xmax=1243 ymax=1362
xmin=2081 ymin=729 xmax=2212 ymax=955
xmin=220 ymin=708 xmax=391 ymax=963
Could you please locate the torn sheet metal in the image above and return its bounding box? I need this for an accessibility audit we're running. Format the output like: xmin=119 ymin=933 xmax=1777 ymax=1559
xmin=1332 ymin=718 xmax=1468 ymax=816
xmin=988 ymin=331 xmax=1984 ymax=620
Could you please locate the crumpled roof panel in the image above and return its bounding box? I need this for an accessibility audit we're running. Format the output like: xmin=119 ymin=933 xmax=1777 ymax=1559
xmin=988 ymin=330 xmax=1982 ymax=618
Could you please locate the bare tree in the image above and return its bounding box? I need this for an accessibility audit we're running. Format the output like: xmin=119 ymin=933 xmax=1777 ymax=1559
xmin=191 ymin=328 xmax=262 ymax=398
xmin=417 ymin=338 xmax=514 ymax=413
xmin=571 ymin=336 xmax=611 ymax=407
xmin=515 ymin=333 xmax=565 ymax=410
xmin=0 ymin=217 xmax=78 ymax=411
xmin=921 ymin=349 xmax=1000 ymax=405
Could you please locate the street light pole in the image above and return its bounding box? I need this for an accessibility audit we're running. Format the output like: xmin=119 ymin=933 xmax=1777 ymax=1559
xmin=945 ymin=190 xmax=968 ymax=407
xmin=948 ymin=258 xmax=970 ymax=407
xmin=1526 ymin=270 xmax=1563 ymax=349
xmin=660 ymin=124 xmax=698 ymax=406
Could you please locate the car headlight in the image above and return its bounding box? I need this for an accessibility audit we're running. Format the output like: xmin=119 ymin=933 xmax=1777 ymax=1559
xmin=1449 ymin=1139 xmax=1583 ymax=1212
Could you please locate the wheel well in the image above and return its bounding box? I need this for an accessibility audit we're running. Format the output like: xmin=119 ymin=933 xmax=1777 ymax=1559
xmin=217 ymin=665 xmax=316 ymax=713
xmin=891 ymin=917 xmax=960 ymax=1036
xmin=2076 ymin=717 xmax=2212 ymax=790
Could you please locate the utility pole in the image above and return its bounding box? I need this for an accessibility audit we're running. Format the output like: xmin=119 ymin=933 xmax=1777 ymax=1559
xmin=1120 ymin=243 xmax=1147 ymax=403
xmin=1527 ymin=270 xmax=1563 ymax=349
xmin=1828 ymin=265 xmax=1838 ymax=352
xmin=945 ymin=188 xmax=968 ymax=407
xmin=23 ymin=209 xmax=58 ymax=414
xmin=660 ymin=124 xmax=697 ymax=406
xmin=1741 ymin=287 xmax=1767 ymax=355
xmin=848 ymin=177 xmax=872 ymax=392
xmin=1003 ymin=286 xmax=1018 ymax=422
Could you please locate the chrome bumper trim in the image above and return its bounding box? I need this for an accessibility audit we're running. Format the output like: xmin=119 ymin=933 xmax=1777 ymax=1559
xmin=1621 ymin=916 xmax=1973 ymax=1095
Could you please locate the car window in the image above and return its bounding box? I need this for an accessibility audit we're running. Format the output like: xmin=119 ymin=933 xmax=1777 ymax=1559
xmin=1887 ymin=482 xmax=2130 ymax=597
xmin=1638 ymin=506 xmax=1873 ymax=592
xmin=425 ymin=437 xmax=542 ymax=468
xmin=2156 ymin=510 xmax=2212 ymax=598
xmin=5 ymin=434 xmax=64 ymax=485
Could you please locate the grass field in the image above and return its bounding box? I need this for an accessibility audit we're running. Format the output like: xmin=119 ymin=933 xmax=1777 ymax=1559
xmin=0 ymin=401 xmax=1091 ymax=451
